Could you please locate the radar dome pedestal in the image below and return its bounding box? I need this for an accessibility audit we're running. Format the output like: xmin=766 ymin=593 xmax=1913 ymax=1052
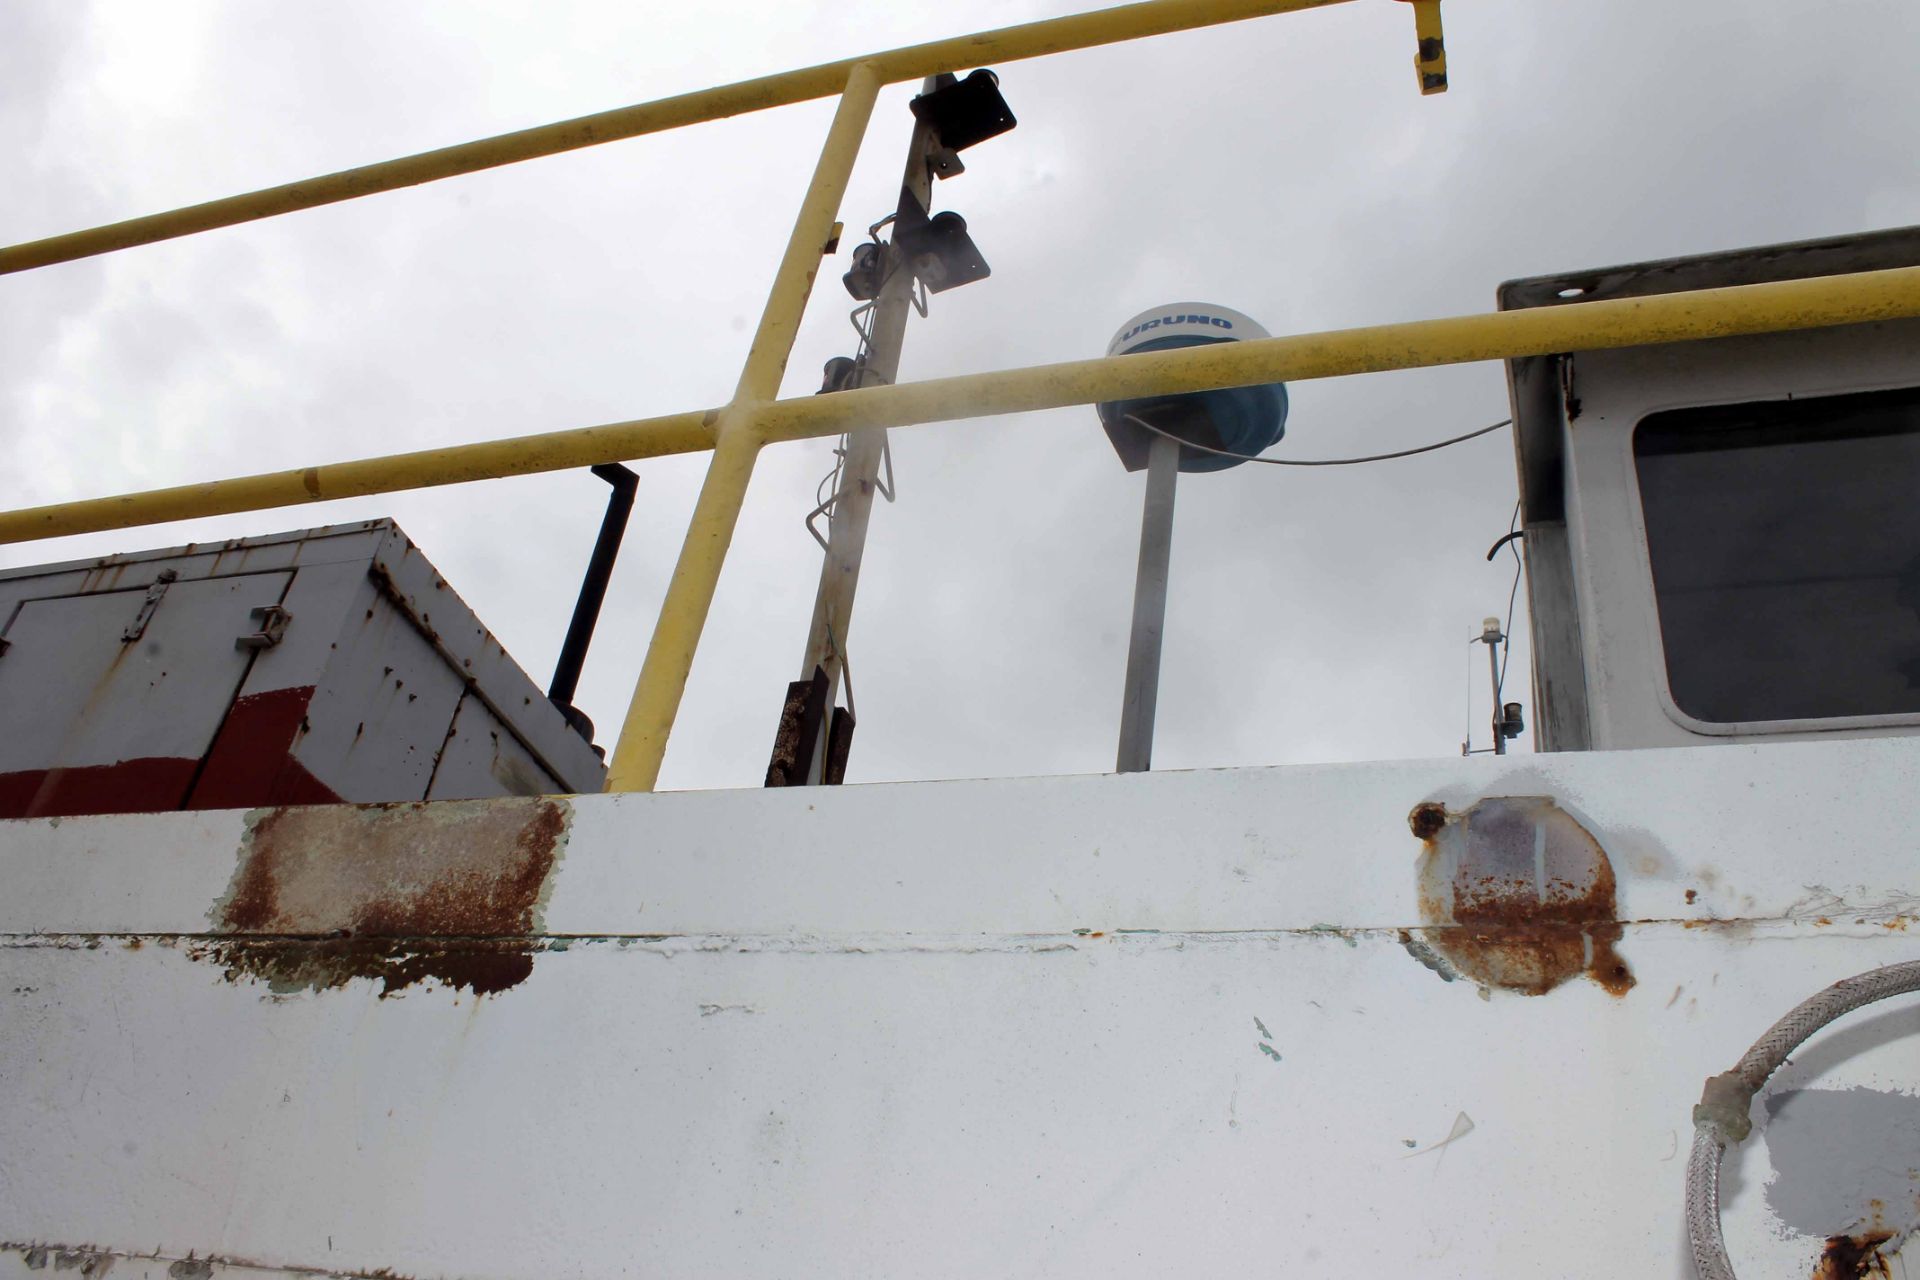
xmin=1096 ymin=303 xmax=1288 ymax=472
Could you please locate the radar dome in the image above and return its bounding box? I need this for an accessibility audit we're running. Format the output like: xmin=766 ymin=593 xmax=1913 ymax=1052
xmin=1096 ymin=302 xmax=1287 ymax=473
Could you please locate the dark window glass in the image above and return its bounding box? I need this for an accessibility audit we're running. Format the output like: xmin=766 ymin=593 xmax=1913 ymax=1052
xmin=1634 ymin=386 xmax=1920 ymax=724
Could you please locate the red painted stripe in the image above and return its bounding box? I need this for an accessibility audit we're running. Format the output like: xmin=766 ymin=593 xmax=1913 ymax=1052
xmin=0 ymin=757 xmax=202 ymax=820
xmin=190 ymin=685 xmax=341 ymax=810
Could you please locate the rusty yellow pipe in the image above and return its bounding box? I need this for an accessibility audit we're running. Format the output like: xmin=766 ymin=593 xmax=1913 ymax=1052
xmin=611 ymin=262 xmax=1920 ymax=790
xmin=0 ymin=409 xmax=716 ymax=543
xmin=602 ymin=64 xmax=882 ymax=794
xmin=4 ymin=265 xmax=1918 ymax=550
xmin=0 ymin=0 xmax=1352 ymax=276
xmin=603 ymin=426 xmax=765 ymax=794
xmin=753 ymin=265 xmax=1920 ymax=442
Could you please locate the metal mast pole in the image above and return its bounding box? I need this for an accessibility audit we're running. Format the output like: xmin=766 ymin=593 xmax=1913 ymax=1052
xmin=790 ymin=79 xmax=941 ymax=784
xmin=1116 ymin=430 xmax=1181 ymax=772
xmin=1487 ymin=627 xmax=1507 ymax=755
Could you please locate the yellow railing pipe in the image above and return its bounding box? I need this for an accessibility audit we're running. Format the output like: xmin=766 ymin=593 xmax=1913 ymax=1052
xmin=0 ymin=410 xmax=716 ymax=544
xmin=602 ymin=64 xmax=883 ymax=793
xmin=752 ymin=264 xmax=1920 ymax=442
xmin=5 ymin=265 xmax=1917 ymax=549
xmin=614 ymin=261 xmax=1920 ymax=788
xmin=0 ymin=0 xmax=1350 ymax=276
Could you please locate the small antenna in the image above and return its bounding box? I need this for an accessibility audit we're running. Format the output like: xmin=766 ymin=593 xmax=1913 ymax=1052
xmin=1464 ymin=616 xmax=1524 ymax=756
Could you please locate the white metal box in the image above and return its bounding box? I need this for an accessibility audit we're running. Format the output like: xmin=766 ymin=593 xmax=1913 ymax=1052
xmin=0 ymin=519 xmax=606 ymax=816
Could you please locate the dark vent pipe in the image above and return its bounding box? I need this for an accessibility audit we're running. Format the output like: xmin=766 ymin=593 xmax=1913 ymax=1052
xmin=549 ymin=463 xmax=638 ymax=745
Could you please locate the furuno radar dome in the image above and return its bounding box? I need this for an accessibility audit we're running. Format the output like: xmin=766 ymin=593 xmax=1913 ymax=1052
xmin=1097 ymin=303 xmax=1288 ymax=776
xmin=1096 ymin=303 xmax=1288 ymax=473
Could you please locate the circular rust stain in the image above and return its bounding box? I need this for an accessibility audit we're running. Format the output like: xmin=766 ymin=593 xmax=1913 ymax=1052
xmin=1408 ymin=802 xmax=1448 ymax=841
xmin=1410 ymin=796 xmax=1635 ymax=998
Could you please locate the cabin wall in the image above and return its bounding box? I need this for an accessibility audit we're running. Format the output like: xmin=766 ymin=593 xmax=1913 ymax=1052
xmin=1561 ymin=317 xmax=1920 ymax=750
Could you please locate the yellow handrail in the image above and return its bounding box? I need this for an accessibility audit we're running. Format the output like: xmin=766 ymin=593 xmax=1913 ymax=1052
xmin=6 ymin=266 xmax=1916 ymax=548
xmin=604 ymin=62 xmax=884 ymax=792
xmin=4 ymin=0 xmax=1913 ymax=792
xmin=0 ymin=0 xmax=1350 ymax=276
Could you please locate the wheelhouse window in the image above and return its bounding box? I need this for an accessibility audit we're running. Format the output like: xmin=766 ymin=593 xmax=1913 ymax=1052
xmin=1634 ymin=386 xmax=1920 ymax=725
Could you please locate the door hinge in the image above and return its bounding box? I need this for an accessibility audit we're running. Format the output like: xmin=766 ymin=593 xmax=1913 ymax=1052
xmin=237 ymin=604 xmax=292 ymax=650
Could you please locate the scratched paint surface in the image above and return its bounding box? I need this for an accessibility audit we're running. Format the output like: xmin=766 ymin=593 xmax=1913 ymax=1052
xmin=3 ymin=736 xmax=1920 ymax=1278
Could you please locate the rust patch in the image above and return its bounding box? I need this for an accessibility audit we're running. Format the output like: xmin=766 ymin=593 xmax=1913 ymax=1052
xmin=1686 ymin=888 xmax=1698 ymax=905
xmin=1407 ymin=796 xmax=1634 ymax=997
xmin=1813 ymin=1231 xmax=1895 ymax=1279
xmin=1408 ymin=802 xmax=1447 ymax=841
xmin=201 ymin=797 xmax=569 ymax=998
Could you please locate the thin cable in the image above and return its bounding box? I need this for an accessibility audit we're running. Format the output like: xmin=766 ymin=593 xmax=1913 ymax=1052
xmin=809 ymin=238 xmax=907 ymax=534
xmin=1123 ymin=414 xmax=1511 ymax=467
xmin=1495 ymin=499 xmax=1522 ymax=701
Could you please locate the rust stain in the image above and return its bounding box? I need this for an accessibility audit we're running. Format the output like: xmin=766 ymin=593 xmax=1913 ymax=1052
xmin=1406 ymin=796 xmax=1634 ymax=997
xmin=1813 ymin=1230 xmax=1895 ymax=1279
xmin=1686 ymin=888 xmax=1698 ymax=905
xmin=1408 ymin=801 xmax=1447 ymax=841
xmin=200 ymin=797 xmax=569 ymax=998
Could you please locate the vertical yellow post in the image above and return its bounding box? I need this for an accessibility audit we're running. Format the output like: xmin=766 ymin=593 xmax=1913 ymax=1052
xmin=605 ymin=62 xmax=883 ymax=792
xmin=1403 ymin=0 xmax=1446 ymax=94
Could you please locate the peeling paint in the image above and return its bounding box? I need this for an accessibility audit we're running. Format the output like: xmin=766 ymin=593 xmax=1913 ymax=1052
xmin=698 ymin=1003 xmax=760 ymax=1016
xmin=197 ymin=796 xmax=569 ymax=997
xmin=1398 ymin=929 xmax=1458 ymax=983
xmin=1 ymin=1241 xmax=414 ymax=1280
xmin=1304 ymin=923 xmax=1359 ymax=947
xmin=1764 ymin=1087 xmax=1920 ymax=1242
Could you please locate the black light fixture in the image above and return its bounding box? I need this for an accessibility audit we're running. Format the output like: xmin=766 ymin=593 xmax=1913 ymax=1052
xmin=841 ymin=241 xmax=887 ymax=300
xmin=911 ymin=71 xmax=1017 ymax=156
xmin=818 ymin=356 xmax=858 ymax=394
xmin=892 ymin=186 xmax=989 ymax=293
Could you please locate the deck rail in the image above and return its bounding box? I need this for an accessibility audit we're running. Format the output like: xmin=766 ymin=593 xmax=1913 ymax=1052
xmin=5 ymin=0 xmax=1918 ymax=790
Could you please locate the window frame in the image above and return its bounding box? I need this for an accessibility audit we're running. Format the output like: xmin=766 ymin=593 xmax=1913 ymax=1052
xmin=1626 ymin=385 xmax=1920 ymax=738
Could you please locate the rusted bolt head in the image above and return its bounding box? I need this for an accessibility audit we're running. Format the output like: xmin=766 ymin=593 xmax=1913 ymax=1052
xmin=1408 ymin=802 xmax=1448 ymax=841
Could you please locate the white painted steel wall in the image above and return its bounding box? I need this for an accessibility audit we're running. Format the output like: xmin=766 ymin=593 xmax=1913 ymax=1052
xmin=5 ymin=738 xmax=1920 ymax=1278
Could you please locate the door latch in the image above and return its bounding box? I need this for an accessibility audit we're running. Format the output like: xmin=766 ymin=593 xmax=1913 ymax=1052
xmin=121 ymin=569 xmax=178 ymax=642
xmin=236 ymin=604 xmax=292 ymax=650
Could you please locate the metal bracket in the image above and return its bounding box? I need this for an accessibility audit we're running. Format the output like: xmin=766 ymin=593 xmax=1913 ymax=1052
xmin=1559 ymin=354 xmax=1581 ymax=421
xmin=236 ymin=604 xmax=292 ymax=650
xmin=121 ymin=569 xmax=177 ymax=642
xmin=875 ymin=434 xmax=896 ymax=503
xmin=1396 ymin=0 xmax=1448 ymax=95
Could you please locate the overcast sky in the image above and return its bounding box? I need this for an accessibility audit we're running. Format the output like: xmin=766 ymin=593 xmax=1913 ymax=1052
xmin=4 ymin=0 xmax=1918 ymax=790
